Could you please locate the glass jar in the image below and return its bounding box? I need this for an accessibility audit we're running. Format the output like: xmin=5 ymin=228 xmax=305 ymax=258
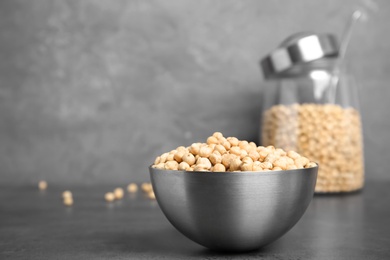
xmin=260 ymin=33 xmax=364 ymax=193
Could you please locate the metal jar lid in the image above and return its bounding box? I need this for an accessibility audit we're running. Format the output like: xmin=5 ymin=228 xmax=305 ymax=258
xmin=261 ymin=33 xmax=339 ymax=79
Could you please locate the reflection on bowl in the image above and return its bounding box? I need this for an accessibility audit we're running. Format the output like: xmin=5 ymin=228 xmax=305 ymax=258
xmin=149 ymin=166 xmax=318 ymax=252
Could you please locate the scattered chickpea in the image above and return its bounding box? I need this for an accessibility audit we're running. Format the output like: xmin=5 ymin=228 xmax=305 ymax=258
xmin=127 ymin=183 xmax=138 ymax=193
xmin=38 ymin=180 xmax=47 ymax=191
xmin=147 ymin=191 xmax=156 ymax=200
xmin=105 ymin=192 xmax=115 ymax=202
xmin=114 ymin=188 xmax=124 ymax=200
xmin=141 ymin=183 xmax=153 ymax=193
xmin=62 ymin=190 xmax=72 ymax=199
xmin=63 ymin=196 xmax=73 ymax=206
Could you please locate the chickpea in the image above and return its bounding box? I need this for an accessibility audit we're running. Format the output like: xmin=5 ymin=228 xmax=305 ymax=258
xmin=212 ymin=132 xmax=224 ymax=140
xmin=252 ymin=161 xmax=263 ymax=171
xmin=164 ymin=161 xmax=179 ymax=170
xmin=258 ymin=150 xmax=269 ymax=161
xmin=305 ymin=162 xmax=317 ymax=168
xmin=248 ymin=151 xmax=260 ymax=161
xmin=275 ymin=148 xmax=287 ymax=156
xmin=114 ymin=188 xmax=124 ymax=200
xmin=182 ymin=153 xmax=196 ymax=166
xmin=239 ymin=150 xmax=248 ymax=159
xmin=196 ymin=158 xmax=212 ymax=169
xmin=209 ymin=153 xmax=222 ymax=165
xmin=273 ymin=158 xmax=288 ymax=170
xmin=147 ymin=191 xmax=156 ymax=200
xmin=264 ymin=154 xmax=278 ymax=163
xmin=222 ymin=140 xmax=231 ymax=150
xmin=141 ymin=183 xmax=153 ymax=193
xmin=153 ymin=163 xmax=165 ymax=169
xmin=38 ymin=180 xmax=47 ymax=191
xmin=295 ymin=157 xmax=309 ymax=168
xmin=63 ymin=197 xmax=73 ymax=206
xmin=222 ymin=154 xmax=235 ymax=168
xmin=207 ymin=136 xmax=219 ymax=145
xmin=241 ymin=163 xmax=253 ymax=171
xmin=174 ymin=151 xmax=185 ymax=163
xmin=62 ymin=190 xmax=72 ymax=199
xmin=194 ymin=165 xmax=209 ymax=171
xmin=160 ymin=153 xmax=169 ymax=163
xmin=176 ymin=146 xmax=187 ymax=153
xmin=242 ymin=156 xmax=253 ymax=165
xmin=189 ymin=143 xmax=201 ymax=155
xmin=167 ymin=153 xmax=175 ymax=161
xmin=272 ymin=167 xmax=283 ymax=171
xmin=105 ymin=192 xmax=115 ymax=202
xmin=230 ymin=146 xmax=241 ymax=156
xmin=238 ymin=141 xmax=249 ymax=150
xmin=208 ymin=143 xmax=216 ymax=150
xmin=266 ymin=145 xmax=275 ymax=151
xmin=227 ymin=137 xmax=239 ymax=147
xmin=212 ymin=163 xmax=226 ymax=172
xmin=214 ymin=144 xmax=227 ymax=155
xmin=199 ymin=146 xmax=213 ymax=158
xmin=230 ymin=158 xmax=242 ymax=171
xmin=178 ymin=161 xmax=190 ymax=171
xmin=286 ymin=164 xmax=298 ymax=170
xmin=127 ymin=183 xmax=138 ymax=193
xmin=261 ymin=162 xmax=273 ymax=169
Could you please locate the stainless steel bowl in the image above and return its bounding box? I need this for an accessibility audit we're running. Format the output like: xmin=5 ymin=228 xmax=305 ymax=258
xmin=149 ymin=166 xmax=318 ymax=252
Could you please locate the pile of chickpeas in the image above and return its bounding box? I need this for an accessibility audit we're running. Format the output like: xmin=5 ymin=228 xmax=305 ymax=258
xmin=262 ymin=103 xmax=364 ymax=193
xmin=152 ymin=132 xmax=316 ymax=172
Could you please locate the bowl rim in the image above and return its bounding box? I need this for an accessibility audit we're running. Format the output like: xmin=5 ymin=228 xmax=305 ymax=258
xmin=149 ymin=164 xmax=318 ymax=176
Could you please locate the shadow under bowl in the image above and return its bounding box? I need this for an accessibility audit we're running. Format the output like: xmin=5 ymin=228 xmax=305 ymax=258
xmin=149 ymin=166 xmax=318 ymax=252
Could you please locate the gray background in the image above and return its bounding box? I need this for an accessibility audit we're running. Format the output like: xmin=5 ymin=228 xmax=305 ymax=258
xmin=0 ymin=0 xmax=389 ymax=185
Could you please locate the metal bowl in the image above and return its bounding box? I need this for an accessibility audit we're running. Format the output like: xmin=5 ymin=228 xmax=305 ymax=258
xmin=149 ymin=166 xmax=318 ymax=252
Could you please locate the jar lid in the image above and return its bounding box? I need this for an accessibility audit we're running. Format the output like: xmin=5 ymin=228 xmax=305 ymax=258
xmin=261 ymin=33 xmax=339 ymax=79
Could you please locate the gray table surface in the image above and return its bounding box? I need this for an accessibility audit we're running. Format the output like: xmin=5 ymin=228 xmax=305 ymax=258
xmin=1 ymin=181 xmax=389 ymax=260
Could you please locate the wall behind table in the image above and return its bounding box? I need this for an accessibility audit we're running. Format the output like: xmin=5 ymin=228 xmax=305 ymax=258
xmin=0 ymin=0 xmax=389 ymax=185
